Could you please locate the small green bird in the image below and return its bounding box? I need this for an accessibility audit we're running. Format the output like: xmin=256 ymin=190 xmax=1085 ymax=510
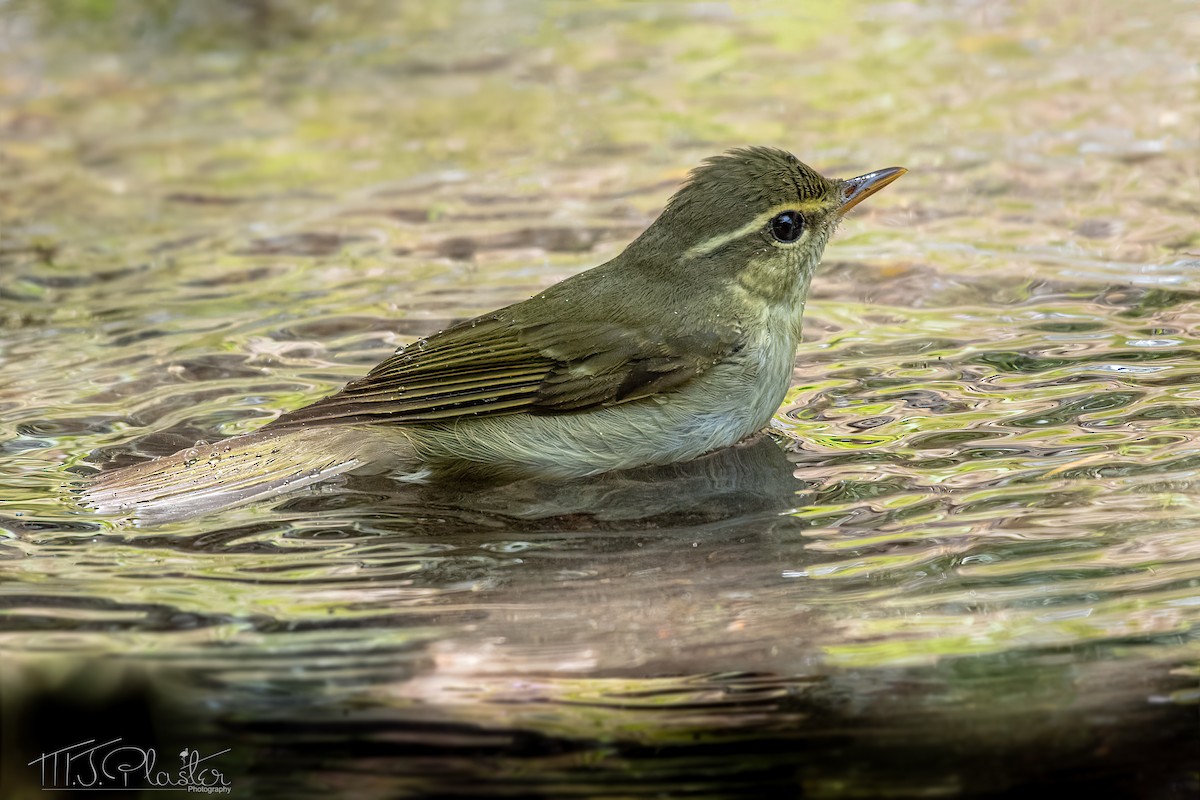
xmin=84 ymin=147 xmax=904 ymax=518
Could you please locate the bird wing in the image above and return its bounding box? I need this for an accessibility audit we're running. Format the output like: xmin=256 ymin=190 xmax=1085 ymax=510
xmin=269 ymin=309 xmax=743 ymax=428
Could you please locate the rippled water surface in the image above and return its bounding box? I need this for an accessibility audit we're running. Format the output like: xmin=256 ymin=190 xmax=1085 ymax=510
xmin=2 ymin=2 xmax=1198 ymax=797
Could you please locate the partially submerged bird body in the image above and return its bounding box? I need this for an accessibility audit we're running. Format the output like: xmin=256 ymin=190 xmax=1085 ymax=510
xmin=84 ymin=147 xmax=904 ymax=518
xmin=378 ymin=302 xmax=802 ymax=479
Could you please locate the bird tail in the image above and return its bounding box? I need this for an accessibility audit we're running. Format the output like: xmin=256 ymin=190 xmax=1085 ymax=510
xmin=79 ymin=426 xmax=395 ymax=522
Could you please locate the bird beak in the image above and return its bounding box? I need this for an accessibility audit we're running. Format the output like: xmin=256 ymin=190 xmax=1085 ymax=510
xmin=837 ymin=166 xmax=907 ymax=215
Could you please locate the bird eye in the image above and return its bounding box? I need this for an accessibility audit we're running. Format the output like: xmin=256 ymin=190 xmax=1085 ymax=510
xmin=768 ymin=211 xmax=804 ymax=243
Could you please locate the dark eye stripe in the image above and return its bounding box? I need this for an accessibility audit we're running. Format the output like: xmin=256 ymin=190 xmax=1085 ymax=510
xmin=769 ymin=211 xmax=804 ymax=243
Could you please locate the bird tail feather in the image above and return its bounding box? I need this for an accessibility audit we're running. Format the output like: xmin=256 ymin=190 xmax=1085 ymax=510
xmin=80 ymin=426 xmax=392 ymax=522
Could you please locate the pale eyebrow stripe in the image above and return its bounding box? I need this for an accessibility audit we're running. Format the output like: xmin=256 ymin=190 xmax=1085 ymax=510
xmin=684 ymin=199 xmax=828 ymax=259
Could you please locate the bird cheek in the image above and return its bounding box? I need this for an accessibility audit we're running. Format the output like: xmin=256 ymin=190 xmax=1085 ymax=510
xmin=736 ymin=254 xmax=805 ymax=304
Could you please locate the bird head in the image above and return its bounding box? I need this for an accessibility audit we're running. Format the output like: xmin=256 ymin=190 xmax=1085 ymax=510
xmin=629 ymin=146 xmax=905 ymax=304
